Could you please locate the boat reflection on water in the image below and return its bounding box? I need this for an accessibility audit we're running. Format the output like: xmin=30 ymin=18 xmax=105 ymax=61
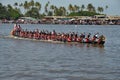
xmin=66 ymin=43 xmax=105 ymax=53
xmin=66 ymin=42 xmax=104 ymax=48
xmin=86 ymin=43 xmax=104 ymax=48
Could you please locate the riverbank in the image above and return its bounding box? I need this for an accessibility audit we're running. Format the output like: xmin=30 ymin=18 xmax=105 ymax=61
xmin=1 ymin=15 xmax=120 ymax=25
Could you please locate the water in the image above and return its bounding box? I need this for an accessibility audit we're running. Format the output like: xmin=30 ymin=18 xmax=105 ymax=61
xmin=0 ymin=24 xmax=120 ymax=80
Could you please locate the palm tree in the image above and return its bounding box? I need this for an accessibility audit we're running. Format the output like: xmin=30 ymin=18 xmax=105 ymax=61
xmin=97 ymin=7 xmax=104 ymax=13
xmin=50 ymin=5 xmax=54 ymax=10
xmin=54 ymin=6 xmax=58 ymax=16
xmin=60 ymin=6 xmax=66 ymax=16
xmin=35 ymin=2 xmax=41 ymax=10
xmin=59 ymin=7 xmax=63 ymax=16
xmin=81 ymin=4 xmax=85 ymax=11
xmin=87 ymin=3 xmax=94 ymax=12
xmin=105 ymin=5 xmax=108 ymax=15
xmin=14 ymin=2 xmax=18 ymax=7
xmin=62 ymin=7 xmax=66 ymax=16
xmin=101 ymin=7 xmax=104 ymax=13
xmin=29 ymin=0 xmax=34 ymax=8
xmin=25 ymin=7 xmax=40 ymax=18
xmin=92 ymin=7 xmax=96 ymax=12
xmin=45 ymin=1 xmax=50 ymax=15
xmin=23 ymin=1 xmax=29 ymax=11
xmin=97 ymin=7 xmax=101 ymax=13
xmin=74 ymin=5 xmax=79 ymax=12
xmin=105 ymin=5 xmax=108 ymax=13
xmin=19 ymin=3 xmax=23 ymax=7
xmin=0 ymin=3 xmax=9 ymax=19
xmin=7 ymin=4 xmax=13 ymax=9
xmin=50 ymin=5 xmax=55 ymax=15
xmin=68 ymin=4 xmax=73 ymax=13
xmin=105 ymin=5 xmax=108 ymax=10
xmin=0 ymin=3 xmax=2 ymax=7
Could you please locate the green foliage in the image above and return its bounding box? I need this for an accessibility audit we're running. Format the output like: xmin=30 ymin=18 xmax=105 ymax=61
xmin=87 ymin=3 xmax=95 ymax=12
xmin=97 ymin=7 xmax=104 ymax=13
xmin=21 ymin=0 xmax=41 ymax=18
xmin=25 ymin=7 xmax=40 ymax=18
xmin=69 ymin=11 xmax=100 ymax=16
xmin=0 ymin=3 xmax=21 ymax=20
xmin=0 ymin=3 xmax=9 ymax=19
xmin=0 ymin=1 xmax=108 ymax=20
xmin=47 ymin=11 xmax=53 ymax=16
xmin=8 ymin=8 xmax=21 ymax=20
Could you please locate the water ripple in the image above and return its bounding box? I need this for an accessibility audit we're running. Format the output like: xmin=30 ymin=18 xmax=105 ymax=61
xmin=0 ymin=24 xmax=120 ymax=80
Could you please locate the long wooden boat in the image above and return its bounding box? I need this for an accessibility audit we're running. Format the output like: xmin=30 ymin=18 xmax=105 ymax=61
xmin=10 ymin=35 xmax=105 ymax=45
xmin=10 ymin=26 xmax=105 ymax=45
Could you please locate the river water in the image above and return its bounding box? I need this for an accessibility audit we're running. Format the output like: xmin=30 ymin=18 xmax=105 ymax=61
xmin=0 ymin=24 xmax=120 ymax=80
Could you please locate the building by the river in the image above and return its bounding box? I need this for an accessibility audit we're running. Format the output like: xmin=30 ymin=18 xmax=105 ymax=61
xmin=1 ymin=15 xmax=120 ymax=25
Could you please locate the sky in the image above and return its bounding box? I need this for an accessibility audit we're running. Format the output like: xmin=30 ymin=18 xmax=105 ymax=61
xmin=0 ymin=0 xmax=120 ymax=16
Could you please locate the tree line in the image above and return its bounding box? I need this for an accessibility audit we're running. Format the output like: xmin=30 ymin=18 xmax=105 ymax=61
xmin=0 ymin=0 xmax=108 ymax=20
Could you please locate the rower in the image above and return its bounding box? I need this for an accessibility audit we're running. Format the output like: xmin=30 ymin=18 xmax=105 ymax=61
xmin=99 ymin=35 xmax=105 ymax=41
xmin=94 ymin=32 xmax=99 ymax=38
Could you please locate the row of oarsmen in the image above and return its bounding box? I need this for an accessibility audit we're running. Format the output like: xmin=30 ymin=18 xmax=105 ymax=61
xmin=11 ymin=25 xmax=105 ymax=42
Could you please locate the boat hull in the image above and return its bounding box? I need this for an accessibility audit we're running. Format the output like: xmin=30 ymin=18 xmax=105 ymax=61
xmin=10 ymin=35 xmax=105 ymax=45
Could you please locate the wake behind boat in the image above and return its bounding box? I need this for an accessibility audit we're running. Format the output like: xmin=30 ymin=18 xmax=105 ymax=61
xmin=10 ymin=24 xmax=106 ymax=45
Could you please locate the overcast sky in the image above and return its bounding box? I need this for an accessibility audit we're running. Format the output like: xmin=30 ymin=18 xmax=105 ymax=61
xmin=0 ymin=0 xmax=120 ymax=15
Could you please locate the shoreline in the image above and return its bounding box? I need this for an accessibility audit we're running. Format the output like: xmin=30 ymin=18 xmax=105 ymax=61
xmin=0 ymin=22 xmax=120 ymax=25
xmin=1 ymin=15 xmax=120 ymax=25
